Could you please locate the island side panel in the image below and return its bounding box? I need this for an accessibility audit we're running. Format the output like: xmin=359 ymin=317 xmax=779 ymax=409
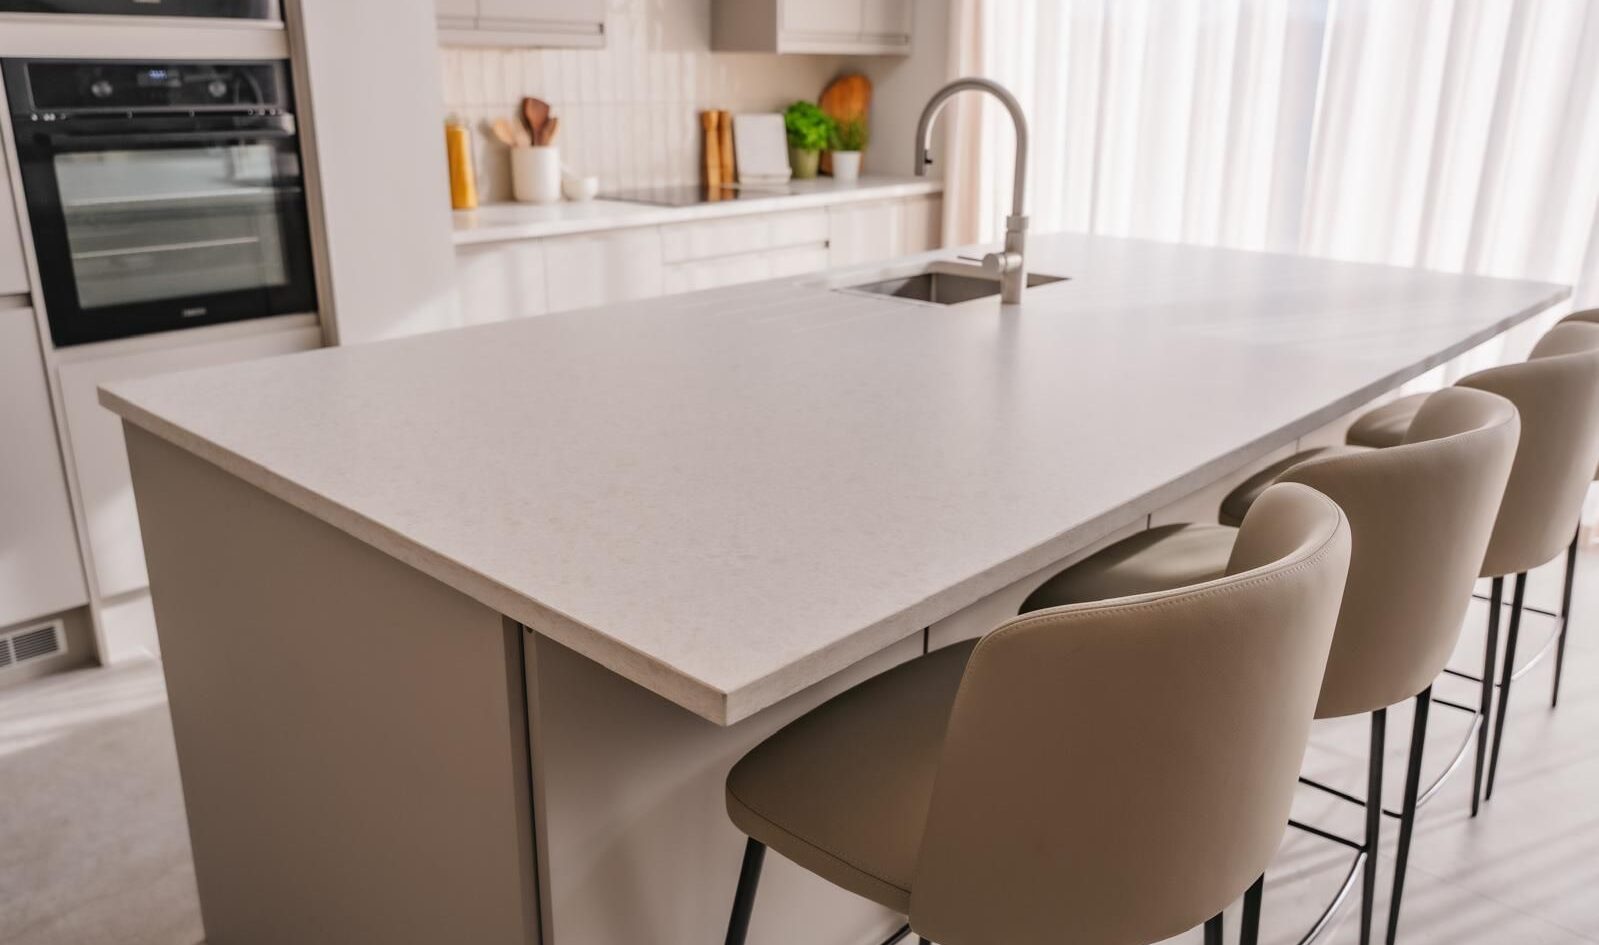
xmin=125 ymin=426 xmax=540 ymax=945
xmin=526 ymin=630 xmax=923 ymax=945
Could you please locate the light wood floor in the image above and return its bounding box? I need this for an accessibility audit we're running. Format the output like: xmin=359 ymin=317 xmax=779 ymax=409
xmin=2 ymin=549 xmax=1597 ymax=945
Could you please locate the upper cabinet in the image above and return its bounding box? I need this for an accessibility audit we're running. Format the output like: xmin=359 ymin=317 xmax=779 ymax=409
xmin=713 ymin=0 xmax=913 ymax=55
xmin=437 ymin=0 xmax=605 ymax=48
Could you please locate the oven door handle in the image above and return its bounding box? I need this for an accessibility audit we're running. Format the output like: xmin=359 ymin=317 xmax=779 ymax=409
xmin=36 ymin=128 xmax=298 ymax=148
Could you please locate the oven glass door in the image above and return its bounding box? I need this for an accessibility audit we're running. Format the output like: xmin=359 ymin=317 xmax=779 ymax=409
xmin=0 ymin=1 xmax=276 ymax=18
xmin=19 ymin=129 xmax=317 ymax=346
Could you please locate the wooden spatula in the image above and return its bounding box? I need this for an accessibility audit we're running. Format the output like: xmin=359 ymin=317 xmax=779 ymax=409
xmin=522 ymin=97 xmax=550 ymax=142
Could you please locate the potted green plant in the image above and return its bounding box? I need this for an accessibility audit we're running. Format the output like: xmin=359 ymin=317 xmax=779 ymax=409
xmin=829 ymin=118 xmax=869 ymax=182
xmin=784 ymin=101 xmax=834 ymax=180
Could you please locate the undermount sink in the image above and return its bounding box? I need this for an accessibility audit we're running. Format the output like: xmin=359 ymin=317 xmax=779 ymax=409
xmin=842 ymin=263 xmax=1067 ymax=305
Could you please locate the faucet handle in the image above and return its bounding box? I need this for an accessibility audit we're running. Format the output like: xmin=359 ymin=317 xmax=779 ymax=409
xmin=981 ymin=252 xmax=1022 ymax=277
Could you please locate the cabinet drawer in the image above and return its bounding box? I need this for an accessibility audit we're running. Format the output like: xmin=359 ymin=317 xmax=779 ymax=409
xmin=660 ymin=209 xmax=829 ymax=264
xmin=662 ymin=245 xmax=830 ymax=295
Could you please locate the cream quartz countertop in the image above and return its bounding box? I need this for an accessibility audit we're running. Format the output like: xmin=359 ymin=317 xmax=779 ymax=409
xmin=451 ymin=175 xmax=944 ymax=244
xmin=102 ymin=234 xmax=1566 ymax=724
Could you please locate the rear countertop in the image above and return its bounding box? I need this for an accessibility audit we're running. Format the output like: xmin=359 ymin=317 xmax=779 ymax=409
xmin=451 ymin=175 xmax=944 ymax=245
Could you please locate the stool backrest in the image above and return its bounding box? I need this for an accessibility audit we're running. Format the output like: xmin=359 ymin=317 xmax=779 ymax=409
xmin=1559 ymin=308 xmax=1599 ymax=481
xmin=910 ymin=483 xmax=1350 ymax=945
xmin=1274 ymin=387 xmax=1520 ymax=717
xmin=1462 ymin=322 xmax=1599 ymax=578
xmin=1559 ymin=306 xmax=1599 ymax=327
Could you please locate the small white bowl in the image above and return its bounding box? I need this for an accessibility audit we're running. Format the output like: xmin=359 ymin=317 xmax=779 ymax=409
xmin=562 ymin=176 xmax=600 ymax=202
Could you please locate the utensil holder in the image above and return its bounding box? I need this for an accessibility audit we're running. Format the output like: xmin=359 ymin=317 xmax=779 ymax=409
xmin=512 ymin=146 xmax=561 ymax=204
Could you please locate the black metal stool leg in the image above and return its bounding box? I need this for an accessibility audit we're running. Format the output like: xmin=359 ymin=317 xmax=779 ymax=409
xmin=1472 ymin=576 xmax=1503 ymax=817
xmin=1386 ymin=688 xmax=1431 ymax=945
xmin=1204 ymin=913 xmax=1224 ymax=945
xmin=1553 ymin=531 xmax=1578 ymax=708
xmin=1486 ymin=572 xmax=1527 ymax=801
xmin=1360 ymin=709 xmax=1386 ymax=945
xmin=724 ymin=838 xmax=766 ymax=945
xmin=1241 ymin=873 xmax=1264 ymax=945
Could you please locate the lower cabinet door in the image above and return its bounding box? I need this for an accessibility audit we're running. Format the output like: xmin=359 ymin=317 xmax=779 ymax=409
xmin=828 ymin=196 xmax=944 ymax=268
xmin=456 ymin=240 xmax=549 ymax=325
xmin=543 ymin=228 xmax=665 ymax=314
xmin=0 ymin=306 xmax=87 ymax=628
xmin=57 ymin=320 xmax=323 ymax=599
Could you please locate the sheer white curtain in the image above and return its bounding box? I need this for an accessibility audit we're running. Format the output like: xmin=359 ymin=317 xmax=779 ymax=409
xmin=947 ymin=0 xmax=1599 ymax=361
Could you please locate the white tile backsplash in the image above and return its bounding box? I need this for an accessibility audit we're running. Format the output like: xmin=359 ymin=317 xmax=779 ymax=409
xmin=441 ymin=0 xmax=848 ymax=202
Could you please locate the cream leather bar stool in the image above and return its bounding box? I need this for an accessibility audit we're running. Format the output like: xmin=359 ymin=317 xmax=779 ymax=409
xmin=721 ymin=484 xmax=1351 ymax=945
xmin=1022 ymin=387 xmax=1520 ymax=945
xmin=1345 ymin=322 xmax=1599 ymax=809
xmin=1350 ymin=307 xmax=1599 ymax=712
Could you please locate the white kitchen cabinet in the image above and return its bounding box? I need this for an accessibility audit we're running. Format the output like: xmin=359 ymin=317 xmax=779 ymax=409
xmin=456 ymin=240 xmax=549 ymax=325
xmin=660 ymin=209 xmax=829 ymax=264
xmin=660 ymin=208 xmax=831 ymax=294
xmin=713 ymin=0 xmax=912 ymax=54
xmin=781 ymin=0 xmax=861 ymax=36
xmin=436 ymin=0 xmax=477 ymax=28
xmin=0 ymin=150 xmax=28 ymax=297
xmin=543 ymin=228 xmax=664 ymax=314
xmin=828 ymin=195 xmax=943 ymax=268
xmin=663 ymin=245 xmax=831 ymax=295
xmin=56 ymin=319 xmax=323 ymax=600
xmin=437 ymin=0 xmax=605 ymax=48
xmin=452 ymin=193 xmax=942 ymax=314
xmin=0 ymin=306 xmax=87 ymax=629
xmin=861 ymin=0 xmax=913 ymax=41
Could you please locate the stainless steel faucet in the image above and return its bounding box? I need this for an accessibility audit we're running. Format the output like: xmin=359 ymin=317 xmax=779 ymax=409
xmin=914 ymin=77 xmax=1030 ymax=304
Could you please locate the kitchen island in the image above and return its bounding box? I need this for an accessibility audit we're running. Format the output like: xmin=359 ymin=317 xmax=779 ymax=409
xmin=103 ymin=233 xmax=1566 ymax=945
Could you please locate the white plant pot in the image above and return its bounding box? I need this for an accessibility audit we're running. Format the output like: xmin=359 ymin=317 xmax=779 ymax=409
xmin=831 ymin=150 xmax=863 ymax=182
xmin=511 ymin=146 xmax=562 ymax=204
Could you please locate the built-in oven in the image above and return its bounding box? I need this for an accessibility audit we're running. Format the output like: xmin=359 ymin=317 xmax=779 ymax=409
xmin=4 ymin=59 xmax=316 ymax=347
xmin=0 ymin=1 xmax=277 ymax=18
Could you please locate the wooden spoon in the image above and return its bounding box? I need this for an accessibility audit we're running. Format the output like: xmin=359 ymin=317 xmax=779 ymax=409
xmin=539 ymin=116 xmax=560 ymax=147
xmin=522 ymin=97 xmax=550 ymax=141
xmin=490 ymin=117 xmax=519 ymax=148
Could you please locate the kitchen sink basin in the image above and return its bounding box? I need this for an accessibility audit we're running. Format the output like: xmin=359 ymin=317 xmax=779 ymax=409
xmin=842 ymin=264 xmax=1067 ymax=305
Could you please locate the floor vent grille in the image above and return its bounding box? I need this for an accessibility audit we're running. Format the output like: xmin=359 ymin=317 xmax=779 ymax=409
xmin=0 ymin=620 xmax=66 ymax=670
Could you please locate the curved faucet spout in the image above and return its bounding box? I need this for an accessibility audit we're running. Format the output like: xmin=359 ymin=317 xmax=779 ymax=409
xmin=914 ymin=77 xmax=1031 ymax=303
xmin=914 ymin=77 xmax=1028 ymax=219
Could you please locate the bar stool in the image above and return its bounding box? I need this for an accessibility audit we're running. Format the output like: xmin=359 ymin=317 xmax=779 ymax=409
xmin=1348 ymin=307 xmax=1599 ymax=709
xmin=1022 ymin=386 xmax=1520 ymax=945
xmin=1346 ymin=322 xmax=1599 ymax=808
xmin=721 ymin=483 xmax=1351 ymax=945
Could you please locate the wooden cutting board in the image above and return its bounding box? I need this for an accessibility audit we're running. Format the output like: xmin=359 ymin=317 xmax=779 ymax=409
xmin=819 ymin=73 xmax=871 ymax=175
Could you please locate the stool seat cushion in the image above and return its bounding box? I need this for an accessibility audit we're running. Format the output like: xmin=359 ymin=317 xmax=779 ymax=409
xmin=1346 ymin=393 xmax=1428 ymax=449
xmin=725 ymin=638 xmax=979 ymax=913
xmin=1220 ymin=446 xmax=1371 ymax=526
xmin=1021 ymin=523 xmax=1236 ymax=611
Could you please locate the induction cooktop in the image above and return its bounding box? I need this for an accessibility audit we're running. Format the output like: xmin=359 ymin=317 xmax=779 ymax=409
xmin=600 ymin=184 xmax=796 ymax=207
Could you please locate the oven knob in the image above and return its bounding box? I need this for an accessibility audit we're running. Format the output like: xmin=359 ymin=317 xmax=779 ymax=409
xmin=90 ymin=79 xmax=114 ymax=99
xmin=208 ymin=79 xmax=229 ymax=99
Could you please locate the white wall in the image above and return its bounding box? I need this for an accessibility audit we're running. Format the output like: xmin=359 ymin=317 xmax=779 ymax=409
xmin=440 ymin=0 xmax=850 ymax=199
xmin=860 ymin=0 xmax=952 ymax=178
xmin=289 ymin=0 xmax=462 ymax=343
